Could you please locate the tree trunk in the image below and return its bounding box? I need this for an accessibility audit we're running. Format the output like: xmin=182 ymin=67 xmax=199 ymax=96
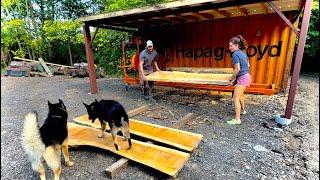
xmin=39 ymin=0 xmax=45 ymax=24
xmin=32 ymin=50 xmax=35 ymax=60
xmin=68 ymin=42 xmax=73 ymax=66
xmin=27 ymin=47 xmax=32 ymax=59
xmin=26 ymin=0 xmax=37 ymax=32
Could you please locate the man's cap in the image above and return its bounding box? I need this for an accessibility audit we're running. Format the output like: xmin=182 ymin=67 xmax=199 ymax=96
xmin=146 ymin=40 xmax=153 ymax=47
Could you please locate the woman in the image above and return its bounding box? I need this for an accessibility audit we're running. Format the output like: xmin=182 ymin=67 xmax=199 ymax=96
xmin=227 ymin=35 xmax=251 ymax=125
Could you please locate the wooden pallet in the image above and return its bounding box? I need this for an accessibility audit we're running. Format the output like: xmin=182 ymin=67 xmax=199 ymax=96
xmin=68 ymin=123 xmax=189 ymax=177
xmin=73 ymin=114 xmax=203 ymax=152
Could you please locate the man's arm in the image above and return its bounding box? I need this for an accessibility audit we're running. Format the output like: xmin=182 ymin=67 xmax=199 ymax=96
xmin=153 ymin=61 xmax=161 ymax=72
xmin=139 ymin=60 xmax=146 ymax=80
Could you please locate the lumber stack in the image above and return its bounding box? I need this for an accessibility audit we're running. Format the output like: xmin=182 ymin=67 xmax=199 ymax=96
xmin=69 ymin=113 xmax=203 ymax=177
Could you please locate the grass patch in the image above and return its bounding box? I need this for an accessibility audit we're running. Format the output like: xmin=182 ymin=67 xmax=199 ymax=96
xmin=1 ymin=63 xmax=7 ymax=75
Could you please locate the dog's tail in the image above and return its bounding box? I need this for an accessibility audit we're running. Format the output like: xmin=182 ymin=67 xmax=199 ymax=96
xmin=21 ymin=111 xmax=45 ymax=168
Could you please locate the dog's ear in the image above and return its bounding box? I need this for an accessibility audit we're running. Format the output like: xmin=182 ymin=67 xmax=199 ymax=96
xmin=83 ymin=103 xmax=88 ymax=107
xmin=59 ymin=99 xmax=66 ymax=109
xmin=95 ymin=99 xmax=98 ymax=103
xmin=48 ymin=101 xmax=52 ymax=107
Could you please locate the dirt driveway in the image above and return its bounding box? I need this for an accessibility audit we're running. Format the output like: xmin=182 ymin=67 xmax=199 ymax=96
xmin=1 ymin=73 xmax=318 ymax=179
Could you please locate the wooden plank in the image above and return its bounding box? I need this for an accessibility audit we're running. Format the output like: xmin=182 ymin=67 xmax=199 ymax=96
xmin=38 ymin=58 xmax=53 ymax=77
xmin=14 ymin=57 xmax=73 ymax=68
xmin=104 ymin=105 xmax=149 ymax=178
xmin=68 ymin=123 xmax=189 ymax=177
xmin=127 ymin=105 xmax=149 ymax=117
xmin=105 ymin=111 xmax=195 ymax=178
xmin=73 ymin=115 xmax=203 ymax=152
xmin=30 ymin=71 xmax=50 ymax=77
xmin=145 ymin=71 xmax=232 ymax=85
xmin=105 ymin=158 xmax=129 ymax=178
xmin=173 ymin=113 xmax=195 ymax=129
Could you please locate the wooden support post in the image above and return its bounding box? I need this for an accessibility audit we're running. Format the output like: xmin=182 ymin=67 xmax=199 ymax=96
xmin=285 ymin=0 xmax=313 ymax=119
xmin=38 ymin=58 xmax=53 ymax=77
xmin=173 ymin=113 xmax=195 ymax=129
xmin=105 ymin=105 xmax=149 ymax=178
xmin=83 ymin=24 xmax=98 ymax=94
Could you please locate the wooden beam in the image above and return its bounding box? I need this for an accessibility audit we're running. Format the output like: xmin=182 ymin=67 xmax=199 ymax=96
xmin=198 ymin=10 xmax=216 ymax=19
xmin=166 ymin=14 xmax=193 ymax=22
xmin=38 ymin=58 xmax=53 ymax=77
xmin=173 ymin=113 xmax=195 ymax=129
xmin=164 ymin=15 xmax=187 ymax=23
xmin=214 ymin=9 xmax=231 ymax=18
xmin=89 ymin=26 xmax=99 ymax=48
xmin=127 ymin=105 xmax=149 ymax=117
xmin=78 ymin=0 xmax=229 ymax=22
xmin=83 ymin=25 xmax=98 ymax=94
xmin=267 ymin=1 xmax=299 ymax=36
xmin=180 ymin=12 xmax=208 ymax=20
xmin=13 ymin=57 xmax=74 ymax=68
xmin=259 ymin=2 xmax=269 ymax=14
xmin=179 ymin=13 xmax=200 ymax=21
xmin=105 ymin=158 xmax=129 ymax=178
xmin=197 ymin=11 xmax=215 ymax=20
xmin=236 ymin=6 xmax=248 ymax=16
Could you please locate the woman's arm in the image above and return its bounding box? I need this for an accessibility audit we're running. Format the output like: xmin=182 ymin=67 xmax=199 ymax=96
xmin=230 ymin=63 xmax=240 ymax=82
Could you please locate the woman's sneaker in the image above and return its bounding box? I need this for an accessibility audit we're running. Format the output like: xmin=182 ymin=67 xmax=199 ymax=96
xmin=240 ymin=110 xmax=247 ymax=115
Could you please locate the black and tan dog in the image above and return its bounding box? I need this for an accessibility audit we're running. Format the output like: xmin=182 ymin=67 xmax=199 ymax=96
xmin=83 ymin=99 xmax=132 ymax=151
xmin=21 ymin=99 xmax=73 ymax=180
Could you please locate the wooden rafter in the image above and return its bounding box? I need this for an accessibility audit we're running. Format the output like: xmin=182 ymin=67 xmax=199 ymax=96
xmin=165 ymin=14 xmax=192 ymax=22
xmin=259 ymin=2 xmax=269 ymax=14
xmin=213 ymin=9 xmax=231 ymax=18
xmin=197 ymin=10 xmax=215 ymax=20
xmin=236 ymin=6 xmax=248 ymax=16
xmin=180 ymin=12 xmax=209 ymax=21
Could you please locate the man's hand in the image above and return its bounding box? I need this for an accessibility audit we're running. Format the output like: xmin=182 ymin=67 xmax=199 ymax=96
xmin=141 ymin=75 xmax=147 ymax=81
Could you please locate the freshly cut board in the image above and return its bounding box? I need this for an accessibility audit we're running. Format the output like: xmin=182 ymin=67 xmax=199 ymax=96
xmin=73 ymin=114 xmax=203 ymax=152
xmin=67 ymin=123 xmax=189 ymax=177
xmin=145 ymin=71 xmax=232 ymax=85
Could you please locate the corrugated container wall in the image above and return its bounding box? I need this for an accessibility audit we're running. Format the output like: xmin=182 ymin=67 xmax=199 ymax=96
xmin=144 ymin=13 xmax=297 ymax=92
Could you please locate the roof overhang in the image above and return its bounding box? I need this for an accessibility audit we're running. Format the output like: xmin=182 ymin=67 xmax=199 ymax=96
xmin=78 ymin=0 xmax=303 ymax=30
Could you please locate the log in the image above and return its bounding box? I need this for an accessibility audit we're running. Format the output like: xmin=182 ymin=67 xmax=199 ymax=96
xmin=172 ymin=113 xmax=195 ymax=129
xmin=30 ymin=71 xmax=50 ymax=77
xmin=13 ymin=57 xmax=74 ymax=68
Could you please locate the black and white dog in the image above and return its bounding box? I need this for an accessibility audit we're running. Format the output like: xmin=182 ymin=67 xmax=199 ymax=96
xmin=83 ymin=99 xmax=132 ymax=150
xmin=21 ymin=99 xmax=73 ymax=180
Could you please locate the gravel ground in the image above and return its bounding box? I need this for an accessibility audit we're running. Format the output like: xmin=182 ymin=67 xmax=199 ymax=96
xmin=1 ymin=73 xmax=319 ymax=180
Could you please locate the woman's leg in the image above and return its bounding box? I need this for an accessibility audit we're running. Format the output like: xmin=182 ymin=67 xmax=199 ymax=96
xmin=240 ymin=94 xmax=245 ymax=112
xmin=233 ymin=85 xmax=246 ymax=121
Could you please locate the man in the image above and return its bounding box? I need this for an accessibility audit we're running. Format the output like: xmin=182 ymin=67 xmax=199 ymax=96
xmin=139 ymin=40 xmax=161 ymax=100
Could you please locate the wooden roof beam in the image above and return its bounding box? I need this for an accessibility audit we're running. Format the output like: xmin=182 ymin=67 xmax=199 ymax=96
xmin=198 ymin=10 xmax=215 ymax=20
xmin=236 ymin=6 xmax=248 ymax=16
xmin=150 ymin=17 xmax=177 ymax=24
xmin=259 ymin=2 xmax=269 ymax=14
xmin=165 ymin=14 xmax=192 ymax=22
xmin=213 ymin=9 xmax=231 ymax=18
xmin=180 ymin=12 xmax=209 ymax=21
xmin=179 ymin=13 xmax=200 ymax=21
